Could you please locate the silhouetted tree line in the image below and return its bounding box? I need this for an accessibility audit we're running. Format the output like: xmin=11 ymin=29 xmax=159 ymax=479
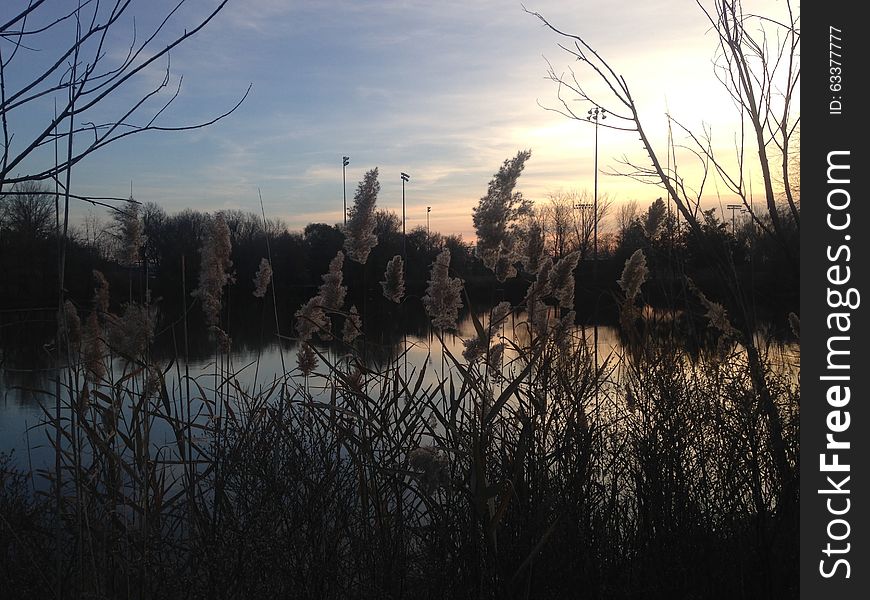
xmin=1 ymin=185 xmax=797 ymax=337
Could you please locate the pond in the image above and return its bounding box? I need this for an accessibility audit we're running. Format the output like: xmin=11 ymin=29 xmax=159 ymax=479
xmin=0 ymin=305 xmax=798 ymax=476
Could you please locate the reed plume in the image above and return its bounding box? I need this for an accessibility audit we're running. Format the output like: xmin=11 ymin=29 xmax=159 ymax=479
xmin=252 ymin=257 xmax=272 ymax=298
xmin=422 ymin=248 xmax=463 ymax=331
xmin=380 ymin=255 xmax=405 ymax=303
xmin=193 ymin=212 xmax=234 ymax=326
xmin=344 ymin=168 xmax=380 ymax=264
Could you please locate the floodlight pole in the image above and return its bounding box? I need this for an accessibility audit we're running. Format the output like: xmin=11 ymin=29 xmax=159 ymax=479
xmin=401 ymin=172 xmax=410 ymax=260
xmin=342 ymin=156 xmax=350 ymax=226
xmin=727 ymin=204 xmax=742 ymax=235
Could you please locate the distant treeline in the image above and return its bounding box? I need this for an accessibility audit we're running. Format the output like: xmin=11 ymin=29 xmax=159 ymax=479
xmin=0 ymin=189 xmax=798 ymax=337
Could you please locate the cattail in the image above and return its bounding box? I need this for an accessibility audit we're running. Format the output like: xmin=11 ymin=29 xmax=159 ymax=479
xmin=59 ymin=300 xmax=82 ymax=349
xmin=548 ymin=251 xmax=580 ymax=309
xmin=92 ymin=270 xmax=110 ymax=317
xmin=114 ymin=197 xmax=143 ymax=265
xmin=522 ymin=220 xmax=545 ymax=274
xmin=252 ymin=257 xmax=272 ymax=298
xmin=318 ymin=251 xmax=346 ymax=311
xmin=408 ymin=446 xmax=450 ymax=495
xmin=296 ymin=342 xmax=318 ymax=376
xmin=617 ymin=249 xmax=648 ymax=303
xmin=342 ymin=305 xmax=363 ymax=344
xmin=472 ymin=150 xmax=532 ymax=281
xmin=422 ymin=248 xmax=464 ymax=331
xmin=193 ymin=212 xmax=234 ymax=326
xmin=380 ymin=255 xmax=405 ymax=303
xmin=344 ymin=168 xmax=380 ymax=264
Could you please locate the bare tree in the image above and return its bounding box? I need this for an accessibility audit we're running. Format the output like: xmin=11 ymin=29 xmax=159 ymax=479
xmin=0 ymin=1 xmax=249 ymax=190
xmin=0 ymin=180 xmax=54 ymax=238
xmin=539 ymin=189 xmax=611 ymax=261
xmin=526 ymin=0 xmax=799 ymax=250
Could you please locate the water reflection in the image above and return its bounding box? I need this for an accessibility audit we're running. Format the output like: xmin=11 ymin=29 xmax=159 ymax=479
xmin=0 ymin=305 xmax=798 ymax=469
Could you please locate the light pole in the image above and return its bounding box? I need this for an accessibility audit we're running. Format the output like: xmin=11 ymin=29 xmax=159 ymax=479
xmin=587 ymin=107 xmax=605 ymax=434
xmin=726 ymin=204 xmax=742 ymax=235
xmin=342 ymin=156 xmax=350 ymax=226
xmin=426 ymin=206 xmax=431 ymax=252
xmin=401 ymin=172 xmax=410 ymax=259
xmin=586 ymin=107 xmax=606 ymax=268
xmin=573 ymin=202 xmax=593 ymax=259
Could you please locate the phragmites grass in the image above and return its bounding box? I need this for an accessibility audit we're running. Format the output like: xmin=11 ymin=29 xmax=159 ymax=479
xmin=462 ymin=331 xmax=491 ymax=363
xmin=317 ymin=251 xmax=346 ymax=311
xmin=422 ymin=248 xmax=464 ymax=331
xmin=490 ymin=301 xmax=512 ymax=329
xmin=380 ymin=255 xmax=405 ymax=303
xmin=92 ymin=269 xmax=110 ymax=317
xmin=523 ymin=257 xmax=554 ymax=336
xmin=295 ymin=296 xmax=328 ymax=342
xmin=342 ymin=305 xmax=363 ymax=344
xmin=82 ymin=313 xmax=105 ymax=382
xmin=617 ymin=249 xmax=648 ymax=303
xmin=522 ymin=220 xmax=546 ymax=274
xmin=688 ymin=278 xmax=736 ymax=336
xmin=344 ymin=168 xmax=380 ymax=264
xmin=114 ymin=197 xmax=143 ymax=265
xmin=547 ymin=251 xmax=581 ymax=309
xmin=252 ymin=257 xmax=272 ymax=298
xmin=60 ymin=299 xmax=82 ymax=349
xmin=107 ymin=301 xmax=155 ymax=359
xmin=408 ymin=446 xmax=450 ymax=495
xmin=209 ymin=326 xmax=232 ymax=353
xmin=193 ymin=212 xmax=234 ymax=326
xmin=296 ymin=342 xmax=318 ymax=376
xmin=472 ymin=150 xmax=532 ymax=281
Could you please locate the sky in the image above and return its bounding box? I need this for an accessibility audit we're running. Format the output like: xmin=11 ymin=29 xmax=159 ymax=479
xmin=4 ymin=0 xmax=797 ymax=240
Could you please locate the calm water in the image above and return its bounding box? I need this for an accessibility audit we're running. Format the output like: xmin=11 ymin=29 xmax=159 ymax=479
xmin=0 ymin=309 xmax=798 ymax=474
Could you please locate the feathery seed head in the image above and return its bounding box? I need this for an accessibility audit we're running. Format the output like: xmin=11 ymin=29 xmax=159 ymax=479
xmin=618 ymin=249 xmax=648 ymax=303
xmin=344 ymin=168 xmax=380 ymax=264
xmin=548 ymin=251 xmax=580 ymax=309
xmin=193 ymin=213 xmax=234 ymax=326
xmin=60 ymin=300 xmax=82 ymax=349
xmin=381 ymin=255 xmax=406 ymax=303
xmin=92 ymin=270 xmax=110 ymax=316
xmin=295 ymin=295 xmax=328 ymax=342
xmin=296 ymin=342 xmax=318 ymax=376
xmin=422 ymin=248 xmax=464 ymax=331
xmin=318 ymin=251 xmax=347 ymax=311
xmin=342 ymin=305 xmax=363 ymax=344
xmin=252 ymin=258 xmax=273 ymax=298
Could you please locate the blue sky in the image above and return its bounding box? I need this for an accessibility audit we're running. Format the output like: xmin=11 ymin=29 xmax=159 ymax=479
xmin=4 ymin=0 xmax=793 ymax=238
